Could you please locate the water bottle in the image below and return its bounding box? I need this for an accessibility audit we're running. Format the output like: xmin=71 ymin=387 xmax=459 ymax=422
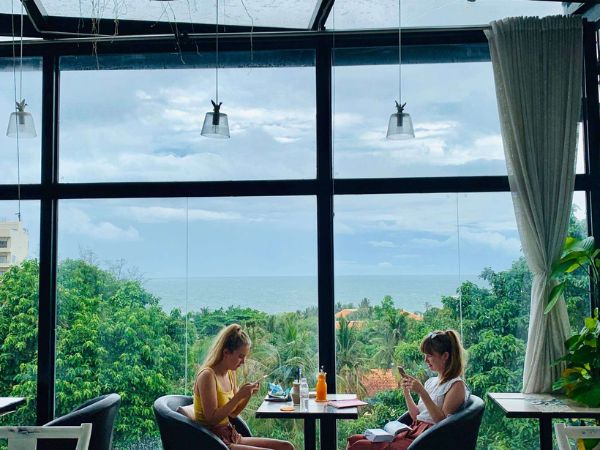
xmin=299 ymin=377 xmax=309 ymax=410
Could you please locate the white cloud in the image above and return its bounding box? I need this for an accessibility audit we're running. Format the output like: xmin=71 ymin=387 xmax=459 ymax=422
xmin=334 ymin=113 xmax=364 ymax=128
xmin=368 ymin=240 xmax=396 ymax=248
xmin=460 ymin=228 xmax=522 ymax=254
xmin=411 ymin=238 xmax=450 ymax=248
xmin=124 ymin=206 xmax=242 ymax=223
xmin=61 ymin=207 xmax=140 ymax=241
xmin=377 ymin=262 xmax=393 ymax=268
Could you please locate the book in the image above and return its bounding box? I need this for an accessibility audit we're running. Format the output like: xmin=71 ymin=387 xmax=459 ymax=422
xmin=326 ymin=399 xmax=368 ymax=409
xmin=364 ymin=420 xmax=411 ymax=443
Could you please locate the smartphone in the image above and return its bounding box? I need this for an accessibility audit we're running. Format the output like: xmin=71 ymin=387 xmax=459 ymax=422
xmin=397 ymin=366 xmax=407 ymax=378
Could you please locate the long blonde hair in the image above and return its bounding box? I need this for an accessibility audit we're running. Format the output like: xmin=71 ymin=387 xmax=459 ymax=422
xmin=201 ymin=324 xmax=252 ymax=371
xmin=419 ymin=329 xmax=466 ymax=383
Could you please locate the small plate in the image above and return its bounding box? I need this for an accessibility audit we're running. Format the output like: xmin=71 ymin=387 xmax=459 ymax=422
xmin=265 ymin=394 xmax=292 ymax=402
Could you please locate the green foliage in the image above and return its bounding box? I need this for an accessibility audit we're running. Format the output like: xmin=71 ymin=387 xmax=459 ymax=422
xmin=0 ymin=260 xmax=39 ymax=425
xmin=553 ymin=308 xmax=600 ymax=407
xmin=0 ymin=212 xmax=592 ymax=449
xmin=546 ymin=236 xmax=599 ymax=314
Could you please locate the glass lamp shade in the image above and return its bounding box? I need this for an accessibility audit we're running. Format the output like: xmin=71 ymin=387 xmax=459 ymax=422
xmin=6 ymin=111 xmax=36 ymax=138
xmin=201 ymin=112 xmax=230 ymax=139
xmin=386 ymin=111 xmax=414 ymax=140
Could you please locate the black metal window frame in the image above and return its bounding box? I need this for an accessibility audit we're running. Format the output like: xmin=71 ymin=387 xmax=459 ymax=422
xmin=0 ymin=24 xmax=597 ymax=449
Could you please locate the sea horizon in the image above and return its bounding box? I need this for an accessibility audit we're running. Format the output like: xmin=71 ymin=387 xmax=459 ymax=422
xmin=143 ymin=274 xmax=483 ymax=315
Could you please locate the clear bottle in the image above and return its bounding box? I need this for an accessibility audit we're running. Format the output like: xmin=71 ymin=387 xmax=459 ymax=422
xmin=299 ymin=377 xmax=309 ymax=410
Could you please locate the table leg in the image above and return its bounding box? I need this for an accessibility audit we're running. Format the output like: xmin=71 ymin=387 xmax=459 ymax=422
xmin=539 ymin=417 xmax=553 ymax=450
xmin=320 ymin=417 xmax=336 ymax=450
xmin=304 ymin=417 xmax=316 ymax=450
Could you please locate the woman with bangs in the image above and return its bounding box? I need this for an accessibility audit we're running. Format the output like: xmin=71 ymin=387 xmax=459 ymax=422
xmin=347 ymin=329 xmax=469 ymax=450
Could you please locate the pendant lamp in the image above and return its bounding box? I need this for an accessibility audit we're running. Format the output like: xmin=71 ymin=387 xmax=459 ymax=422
xmin=386 ymin=0 xmax=414 ymax=140
xmin=7 ymin=3 xmax=36 ymax=139
xmin=7 ymin=99 xmax=36 ymax=138
xmin=201 ymin=0 xmax=230 ymax=139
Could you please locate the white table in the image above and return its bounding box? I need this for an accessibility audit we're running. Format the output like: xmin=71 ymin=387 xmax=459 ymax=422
xmin=0 ymin=397 xmax=26 ymax=416
xmin=255 ymin=393 xmax=360 ymax=450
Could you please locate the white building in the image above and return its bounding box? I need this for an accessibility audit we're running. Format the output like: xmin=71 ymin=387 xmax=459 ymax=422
xmin=0 ymin=221 xmax=29 ymax=275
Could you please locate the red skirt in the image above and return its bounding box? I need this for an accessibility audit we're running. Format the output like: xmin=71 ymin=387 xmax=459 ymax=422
xmin=347 ymin=421 xmax=432 ymax=450
xmin=211 ymin=422 xmax=242 ymax=446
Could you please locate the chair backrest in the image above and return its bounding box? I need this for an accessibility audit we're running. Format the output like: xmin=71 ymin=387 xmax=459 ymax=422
xmin=401 ymin=394 xmax=485 ymax=450
xmin=0 ymin=424 xmax=92 ymax=450
xmin=153 ymin=395 xmax=251 ymax=450
xmin=39 ymin=394 xmax=121 ymax=450
xmin=555 ymin=423 xmax=600 ymax=450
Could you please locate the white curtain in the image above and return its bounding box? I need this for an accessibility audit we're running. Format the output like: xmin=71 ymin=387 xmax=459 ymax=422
xmin=485 ymin=16 xmax=583 ymax=393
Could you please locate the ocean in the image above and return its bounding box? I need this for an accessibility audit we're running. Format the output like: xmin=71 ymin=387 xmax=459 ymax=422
xmin=142 ymin=274 xmax=482 ymax=315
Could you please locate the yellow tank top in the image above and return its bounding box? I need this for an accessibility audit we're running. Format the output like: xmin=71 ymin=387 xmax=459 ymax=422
xmin=194 ymin=368 xmax=236 ymax=426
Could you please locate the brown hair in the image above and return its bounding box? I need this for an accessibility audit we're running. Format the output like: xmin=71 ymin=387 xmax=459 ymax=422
xmin=419 ymin=329 xmax=466 ymax=383
xmin=201 ymin=323 xmax=252 ymax=371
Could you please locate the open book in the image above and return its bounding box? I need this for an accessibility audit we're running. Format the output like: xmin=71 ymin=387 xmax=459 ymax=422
xmin=364 ymin=420 xmax=411 ymax=443
xmin=326 ymin=399 xmax=368 ymax=409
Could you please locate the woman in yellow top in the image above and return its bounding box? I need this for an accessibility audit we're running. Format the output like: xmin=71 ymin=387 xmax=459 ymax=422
xmin=194 ymin=324 xmax=295 ymax=450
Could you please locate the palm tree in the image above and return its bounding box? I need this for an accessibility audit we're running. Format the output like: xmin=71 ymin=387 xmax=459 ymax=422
xmin=373 ymin=296 xmax=407 ymax=369
xmin=274 ymin=314 xmax=317 ymax=383
xmin=336 ymin=317 xmax=366 ymax=397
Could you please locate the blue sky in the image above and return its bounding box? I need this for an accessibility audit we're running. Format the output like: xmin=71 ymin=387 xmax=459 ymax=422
xmin=0 ymin=0 xmax=587 ymax=281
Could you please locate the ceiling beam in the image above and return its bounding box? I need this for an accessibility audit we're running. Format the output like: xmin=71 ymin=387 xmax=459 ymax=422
xmin=0 ymin=13 xmax=41 ymax=38
xmin=20 ymin=0 xmax=48 ymax=33
xmin=309 ymin=0 xmax=335 ymax=31
xmin=38 ymin=15 xmax=299 ymax=38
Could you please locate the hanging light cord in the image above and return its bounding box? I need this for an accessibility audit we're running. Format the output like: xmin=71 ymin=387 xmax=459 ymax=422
xmin=215 ymin=0 xmax=219 ymax=104
xmin=455 ymin=194 xmax=464 ymax=340
xmin=184 ymin=197 xmax=189 ymax=394
xmin=10 ymin=0 xmax=23 ymax=221
xmin=398 ymin=0 xmax=402 ymax=104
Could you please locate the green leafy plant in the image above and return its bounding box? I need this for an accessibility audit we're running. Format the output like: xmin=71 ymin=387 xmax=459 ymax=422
xmin=545 ymin=236 xmax=599 ymax=314
xmin=552 ymin=307 xmax=600 ymax=407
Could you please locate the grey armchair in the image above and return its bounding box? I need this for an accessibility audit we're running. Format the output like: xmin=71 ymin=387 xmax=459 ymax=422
xmin=398 ymin=394 xmax=485 ymax=450
xmin=153 ymin=395 xmax=251 ymax=450
xmin=39 ymin=393 xmax=121 ymax=450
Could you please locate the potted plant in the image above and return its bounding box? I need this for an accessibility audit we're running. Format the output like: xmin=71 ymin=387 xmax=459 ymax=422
xmin=546 ymin=236 xmax=600 ymax=407
xmin=552 ymin=307 xmax=600 ymax=407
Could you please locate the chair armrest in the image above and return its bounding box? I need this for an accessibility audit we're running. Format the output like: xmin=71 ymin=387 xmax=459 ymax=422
xmin=158 ymin=412 xmax=229 ymax=450
xmin=231 ymin=416 xmax=252 ymax=437
xmin=407 ymin=413 xmax=466 ymax=450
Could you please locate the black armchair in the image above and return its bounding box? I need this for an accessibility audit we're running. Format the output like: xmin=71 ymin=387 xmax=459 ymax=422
xmin=153 ymin=395 xmax=252 ymax=450
xmin=39 ymin=393 xmax=121 ymax=450
xmin=398 ymin=394 xmax=484 ymax=450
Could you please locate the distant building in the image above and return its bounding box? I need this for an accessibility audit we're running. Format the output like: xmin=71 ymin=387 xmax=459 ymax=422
xmin=361 ymin=368 xmax=398 ymax=397
xmin=0 ymin=221 xmax=29 ymax=275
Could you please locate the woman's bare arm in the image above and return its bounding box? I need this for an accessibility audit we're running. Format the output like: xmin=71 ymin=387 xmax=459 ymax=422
xmin=196 ymin=371 xmax=251 ymax=426
xmin=419 ymin=380 xmax=465 ymax=423
xmin=403 ymin=387 xmax=420 ymax=421
xmin=441 ymin=381 xmax=466 ymax=417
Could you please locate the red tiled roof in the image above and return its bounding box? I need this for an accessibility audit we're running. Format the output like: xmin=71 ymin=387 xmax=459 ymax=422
xmin=335 ymin=308 xmax=358 ymax=319
xmin=360 ymin=369 xmax=398 ymax=397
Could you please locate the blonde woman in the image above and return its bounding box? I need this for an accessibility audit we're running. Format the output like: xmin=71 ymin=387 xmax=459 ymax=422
xmin=347 ymin=329 xmax=469 ymax=450
xmin=194 ymin=324 xmax=294 ymax=450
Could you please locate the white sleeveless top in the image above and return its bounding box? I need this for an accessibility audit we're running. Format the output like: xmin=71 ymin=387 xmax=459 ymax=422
xmin=415 ymin=376 xmax=469 ymax=424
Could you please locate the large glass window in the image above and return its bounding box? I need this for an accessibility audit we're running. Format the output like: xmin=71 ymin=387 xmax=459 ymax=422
xmin=333 ymin=55 xmax=586 ymax=178
xmin=0 ymin=201 xmax=40 ymax=427
xmin=0 ymin=57 xmax=42 ymax=184
xmin=334 ymin=193 xmax=589 ymax=449
xmin=56 ymin=196 xmax=317 ymax=449
xmin=59 ymin=51 xmax=316 ymax=183
xmin=327 ymin=0 xmax=564 ymax=30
